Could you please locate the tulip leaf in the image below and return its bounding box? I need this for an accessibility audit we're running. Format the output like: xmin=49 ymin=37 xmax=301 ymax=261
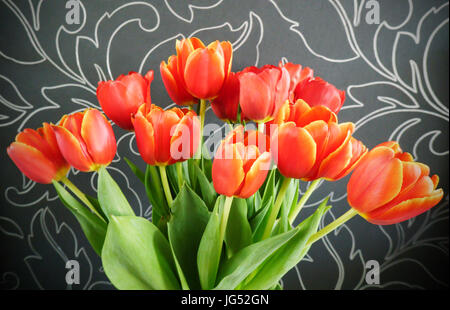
xmin=225 ymin=198 xmax=252 ymax=257
xmin=85 ymin=193 xmax=108 ymax=222
xmin=214 ymin=225 xmax=300 ymax=290
xmin=53 ymin=181 xmax=107 ymax=256
xmin=101 ymin=215 xmax=180 ymax=290
xmin=275 ymin=178 xmax=299 ymax=235
xmin=250 ymin=169 xmax=276 ymax=241
xmin=124 ymin=157 xmax=145 ymax=184
xmin=98 ymin=166 xmax=135 ymax=221
xmin=241 ymin=200 xmax=330 ymax=289
xmin=144 ymin=165 xmax=169 ymax=224
xmin=201 ymin=157 xmax=213 ymax=182
xmin=167 ymin=184 xmax=210 ymax=290
xmin=166 ymin=164 xmax=180 ymax=194
xmin=215 ymin=201 xmax=329 ymax=290
xmin=197 ymin=196 xmax=224 ymax=290
xmin=194 ymin=163 xmax=217 ymax=211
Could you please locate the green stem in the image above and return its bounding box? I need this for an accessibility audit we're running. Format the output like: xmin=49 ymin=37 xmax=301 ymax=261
xmin=288 ymin=179 xmax=321 ymax=225
xmin=261 ymin=177 xmax=292 ymax=240
xmin=257 ymin=122 xmax=265 ymax=133
xmin=226 ymin=120 xmax=234 ymax=132
xmin=219 ymin=196 xmax=234 ymax=241
xmin=159 ymin=166 xmax=173 ymax=207
xmin=196 ymin=99 xmax=207 ymax=162
xmin=60 ymin=177 xmax=105 ymax=222
xmin=306 ymin=208 xmax=358 ymax=247
xmin=176 ymin=162 xmax=183 ymax=190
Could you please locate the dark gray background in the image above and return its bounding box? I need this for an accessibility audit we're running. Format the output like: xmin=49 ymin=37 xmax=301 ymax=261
xmin=0 ymin=0 xmax=448 ymax=290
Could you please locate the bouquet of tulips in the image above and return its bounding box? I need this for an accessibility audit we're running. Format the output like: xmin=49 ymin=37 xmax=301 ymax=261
xmin=7 ymin=38 xmax=444 ymax=290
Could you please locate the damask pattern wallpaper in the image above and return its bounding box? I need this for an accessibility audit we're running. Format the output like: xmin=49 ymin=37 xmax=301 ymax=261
xmin=0 ymin=0 xmax=448 ymax=290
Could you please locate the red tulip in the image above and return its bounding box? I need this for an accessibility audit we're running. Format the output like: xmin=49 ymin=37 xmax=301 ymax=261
xmin=211 ymin=72 xmax=247 ymax=123
xmin=278 ymin=61 xmax=313 ymax=101
xmin=271 ymin=100 xmax=367 ymax=180
xmin=7 ymin=123 xmax=70 ymax=184
xmin=160 ymin=37 xmax=232 ymax=103
xmin=212 ymin=126 xmax=271 ymax=198
xmin=97 ymin=70 xmax=154 ymax=130
xmin=294 ymin=76 xmax=345 ymax=114
xmin=347 ymin=142 xmax=444 ymax=225
xmin=132 ymin=104 xmax=200 ymax=166
xmin=238 ymin=65 xmax=290 ymax=123
xmin=53 ymin=109 xmax=117 ymax=172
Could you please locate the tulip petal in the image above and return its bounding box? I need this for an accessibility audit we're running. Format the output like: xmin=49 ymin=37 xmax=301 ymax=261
xmin=238 ymin=152 xmax=271 ymax=198
xmin=333 ymin=138 xmax=367 ymax=179
xmin=365 ymin=189 xmax=444 ymax=225
xmin=169 ymin=112 xmax=200 ymax=164
xmin=81 ymin=109 xmax=117 ymax=166
xmin=184 ymin=45 xmax=225 ymax=99
xmin=347 ymin=146 xmax=403 ymax=213
xmin=212 ymin=144 xmax=245 ymax=197
xmin=133 ymin=113 xmax=156 ymax=165
xmin=7 ymin=142 xmax=59 ymax=184
xmin=272 ymin=122 xmax=316 ymax=179
xmin=53 ymin=126 xmax=94 ymax=172
xmin=239 ymin=72 xmax=272 ymax=121
xmin=317 ymin=130 xmax=353 ymax=180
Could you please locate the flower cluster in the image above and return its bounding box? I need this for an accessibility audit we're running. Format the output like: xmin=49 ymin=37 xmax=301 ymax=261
xmin=6 ymin=36 xmax=444 ymax=290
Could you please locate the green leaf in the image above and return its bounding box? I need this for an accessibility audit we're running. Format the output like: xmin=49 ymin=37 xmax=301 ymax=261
xmin=214 ymin=226 xmax=300 ymax=290
xmin=225 ymin=198 xmax=252 ymax=257
xmin=144 ymin=165 xmax=169 ymax=223
xmin=241 ymin=199 xmax=330 ymax=289
xmin=97 ymin=166 xmax=135 ymax=220
xmin=53 ymin=181 xmax=107 ymax=256
xmin=169 ymin=241 xmax=190 ymax=290
xmin=101 ymin=215 xmax=180 ymax=290
xmin=194 ymin=163 xmax=217 ymax=210
xmin=197 ymin=196 xmax=224 ymax=290
xmin=201 ymin=157 xmax=213 ymax=182
xmin=124 ymin=157 xmax=145 ymax=183
xmin=182 ymin=160 xmax=192 ymax=187
xmin=166 ymin=164 xmax=180 ymax=194
xmin=250 ymin=169 xmax=276 ymax=241
xmin=275 ymin=178 xmax=299 ymax=235
xmin=167 ymin=184 xmax=210 ymax=290
xmin=85 ymin=193 xmax=107 ymax=222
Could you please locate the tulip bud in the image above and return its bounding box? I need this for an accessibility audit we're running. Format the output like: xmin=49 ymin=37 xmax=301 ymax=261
xmin=238 ymin=65 xmax=290 ymax=123
xmin=97 ymin=70 xmax=154 ymax=130
xmin=278 ymin=61 xmax=313 ymax=101
xmin=294 ymin=77 xmax=345 ymax=115
xmin=132 ymin=104 xmax=200 ymax=166
xmin=52 ymin=109 xmax=117 ymax=172
xmin=161 ymin=37 xmax=233 ymax=104
xmin=212 ymin=126 xmax=271 ymax=198
xmin=347 ymin=142 xmax=444 ymax=225
xmin=7 ymin=123 xmax=70 ymax=184
xmin=211 ymin=72 xmax=244 ymax=123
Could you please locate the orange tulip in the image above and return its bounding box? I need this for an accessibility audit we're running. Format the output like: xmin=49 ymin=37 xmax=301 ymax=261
xmin=160 ymin=37 xmax=232 ymax=103
xmin=7 ymin=123 xmax=70 ymax=184
xmin=212 ymin=126 xmax=271 ymax=198
xmin=347 ymin=142 xmax=444 ymax=225
xmin=278 ymin=61 xmax=313 ymax=101
xmin=52 ymin=109 xmax=117 ymax=172
xmin=294 ymin=76 xmax=345 ymax=114
xmin=238 ymin=65 xmax=290 ymax=123
xmin=132 ymin=104 xmax=200 ymax=166
xmin=271 ymin=100 xmax=367 ymax=180
xmin=97 ymin=70 xmax=154 ymax=130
